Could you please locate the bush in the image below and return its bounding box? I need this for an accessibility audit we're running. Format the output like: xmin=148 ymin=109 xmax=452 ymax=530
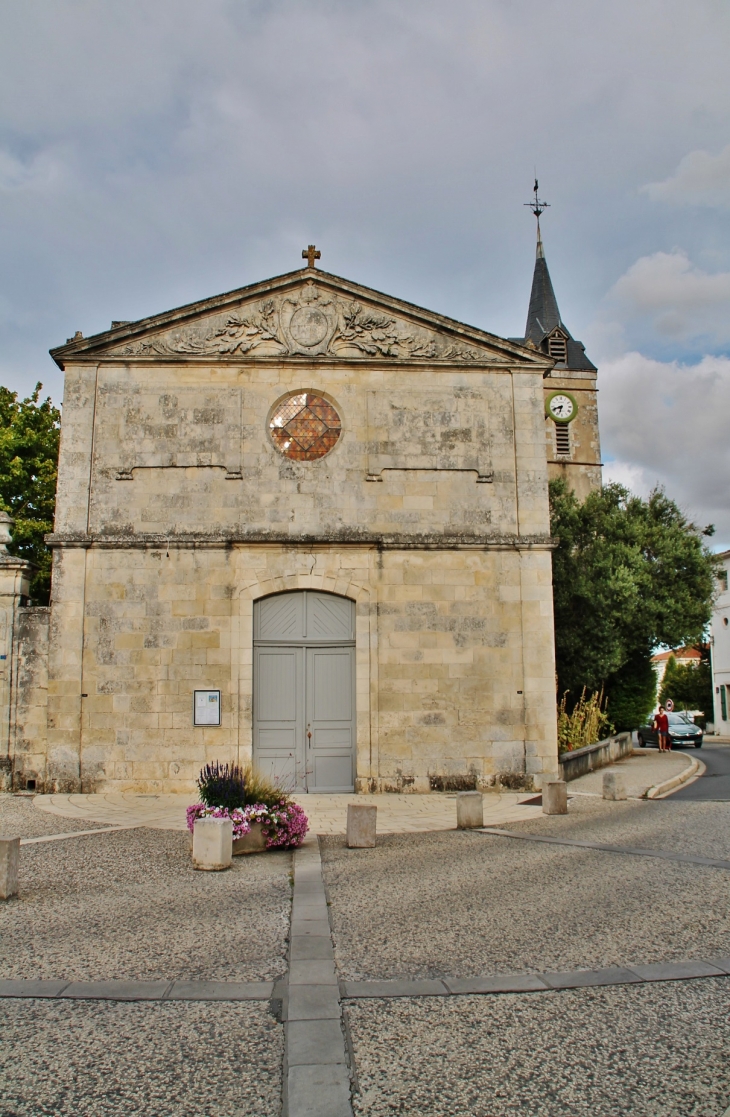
xmin=196 ymin=762 xmax=247 ymax=811
xmin=557 ymin=688 xmax=613 ymax=754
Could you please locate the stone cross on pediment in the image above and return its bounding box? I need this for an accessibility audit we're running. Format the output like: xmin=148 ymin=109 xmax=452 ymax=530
xmin=302 ymin=245 xmax=321 ymax=268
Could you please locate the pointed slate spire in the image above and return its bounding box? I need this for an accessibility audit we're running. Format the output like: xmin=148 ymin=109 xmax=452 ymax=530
xmin=524 ymin=221 xmax=563 ymax=345
xmin=510 ymin=181 xmax=596 ymax=372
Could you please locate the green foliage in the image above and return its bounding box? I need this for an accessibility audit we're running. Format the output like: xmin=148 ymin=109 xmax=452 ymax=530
xmin=659 ymin=650 xmax=713 ymax=715
xmin=550 ymin=479 xmax=717 ymax=729
xmin=557 ymin=688 xmax=612 ymax=753
xmin=0 ymin=383 xmax=61 ymax=604
xmin=197 ymin=761 xmax=285 ymax=810
xmin=603 ymin=650 xmax=658 ymax=732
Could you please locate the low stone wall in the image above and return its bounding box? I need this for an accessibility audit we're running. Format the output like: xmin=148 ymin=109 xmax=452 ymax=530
xmin=558 ymin=731 xmax=633 ymax=783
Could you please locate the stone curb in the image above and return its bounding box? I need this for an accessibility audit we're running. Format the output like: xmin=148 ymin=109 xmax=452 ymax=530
xmin=646 ymin=755 xmax=702 ymax=799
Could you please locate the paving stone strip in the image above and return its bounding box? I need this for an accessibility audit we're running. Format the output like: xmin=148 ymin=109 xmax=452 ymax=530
xmin=19 ymin=826 xmax=138 ymax=845
xmin=341 ymin=957 xmax=730 ymax=999
xmin=0 ymin=978 xmax=274 ymax=1000
xmin=479 ymin=826 xmax=730 ymax=869
xmin=2 ymin=958 xmax=728 ymax=1006
xmin=284 ymin=836 xmax=354 ymax=1117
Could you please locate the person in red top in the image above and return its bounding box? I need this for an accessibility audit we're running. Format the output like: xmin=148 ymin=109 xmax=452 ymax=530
xmin=653 ymin=705 xmax=670 ymax=751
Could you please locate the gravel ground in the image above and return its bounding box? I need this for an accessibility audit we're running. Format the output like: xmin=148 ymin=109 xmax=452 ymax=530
xmin=320 ymin=811 xmax=730 ymax=980
xmin=0 ymin=826 xmax=291 ymax=982
xmin=346 ymin=980 xmax=730 ymax=1117
xmin=0 ymin=999 xmax=282 ymax=1117
xmin=0 ymin=794 xmax=110 ymax=839
xmin=502 ymin=795 xmax=730 ymax=861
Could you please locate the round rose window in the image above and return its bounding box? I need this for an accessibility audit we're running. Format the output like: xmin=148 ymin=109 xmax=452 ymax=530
xmin=269 ymin=393 xmax=342 ymax=461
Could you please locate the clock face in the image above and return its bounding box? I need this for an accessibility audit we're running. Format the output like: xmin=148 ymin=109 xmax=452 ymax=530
xmin=547 ymin=393 xmax=576 ymax=423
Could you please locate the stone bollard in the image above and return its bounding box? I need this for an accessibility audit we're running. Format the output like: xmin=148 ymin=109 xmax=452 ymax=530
xmin=347 ymin=804 xmax=377 ymax=848
xmin=192 ymin=818 xmax=233 ymax=871
xmin=0 ymin=836 xmax=20 ymax=900
xmin=603 ymin=770 xmax=627 ymax=801
xmin=456 ymin=791 xmax=484 ymax=829
xmin=542 ymin=781 xmax=568 ymax=815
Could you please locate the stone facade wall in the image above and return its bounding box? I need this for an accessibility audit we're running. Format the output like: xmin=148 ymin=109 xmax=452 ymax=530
xmin=32 ymin=274 xmax=563 ymax=794
xmin=46 ymin=541 xmax=557 ymax=794
xmin=10 ymin=607 xmax=49 ymax=791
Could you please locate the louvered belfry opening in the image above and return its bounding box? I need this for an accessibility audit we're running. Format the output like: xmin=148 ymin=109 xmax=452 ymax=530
xmin=555 ymin=424 xmax=571 ymax=456
xmin=547 ymin=332 xmax=567 ymax=362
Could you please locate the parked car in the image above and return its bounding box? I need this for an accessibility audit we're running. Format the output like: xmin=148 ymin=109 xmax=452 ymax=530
xmin=637 ymin=712 xmax=703 ymax=749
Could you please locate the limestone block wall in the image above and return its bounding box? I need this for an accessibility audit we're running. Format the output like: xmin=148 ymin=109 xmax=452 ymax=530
xmin=47 ymin=539 xmax=558 ymax=794
xmin=10 ymin=608 xmax=49 ymax=791
xmin=63 ymin=363 xmax=552 ymax=541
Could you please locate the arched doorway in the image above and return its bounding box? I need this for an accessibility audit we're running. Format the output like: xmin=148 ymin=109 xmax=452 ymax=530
xmin=253 ymin=590 xmax=356 ymax=793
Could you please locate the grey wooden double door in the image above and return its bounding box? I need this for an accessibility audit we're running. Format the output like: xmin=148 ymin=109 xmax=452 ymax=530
xmin=253 ymin=591 xmax=356 ymax=793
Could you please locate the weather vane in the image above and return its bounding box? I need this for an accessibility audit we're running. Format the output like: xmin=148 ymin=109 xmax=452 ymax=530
xmin=524 ymin=178 xmax=549 ymax=224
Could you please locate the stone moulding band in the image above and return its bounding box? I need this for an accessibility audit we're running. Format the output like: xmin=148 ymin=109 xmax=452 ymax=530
xmin=44 ymin=532 xmax=557 ymax=551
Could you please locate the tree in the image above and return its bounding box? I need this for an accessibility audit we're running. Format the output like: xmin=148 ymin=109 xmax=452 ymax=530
xmin=0 ymin=383 xmax=61 ymax=604
xmin=550 ymin=479 xmax=717 ymax=731
xmin=659 ymin=650 xmax=713 ymax=716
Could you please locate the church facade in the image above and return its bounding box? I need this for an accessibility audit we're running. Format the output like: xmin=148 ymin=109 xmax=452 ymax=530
xmin=0 ymin=240 xmax=600 ymax=796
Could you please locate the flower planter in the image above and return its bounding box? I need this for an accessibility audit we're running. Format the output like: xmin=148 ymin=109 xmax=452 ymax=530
xmin=232 ymin=822 xmax=267 ymax=855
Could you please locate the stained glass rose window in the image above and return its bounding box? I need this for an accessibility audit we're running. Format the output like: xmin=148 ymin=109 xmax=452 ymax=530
xmin=269 ymin=393 xmax=342 ymax=461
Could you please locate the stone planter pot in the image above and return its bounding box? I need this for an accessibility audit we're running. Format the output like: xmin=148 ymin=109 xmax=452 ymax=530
xmin=232 ymin=822 xmax=267 ymax=855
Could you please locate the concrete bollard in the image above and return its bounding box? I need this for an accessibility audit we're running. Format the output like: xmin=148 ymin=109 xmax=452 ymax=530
xmin=456 ymin=791 xmax=484 ymax=829
xmin=0 ymin=836 xmax=20 ymax=900
xmin=603 ymin=770 xmax=627 ymax=801
xmin=347 ymin=804 xmax=377 ymax=848
xmin=192 ymin=818 xmax=233 ymax=871
xmin=542 ymin=781 xmax=568 ymax=815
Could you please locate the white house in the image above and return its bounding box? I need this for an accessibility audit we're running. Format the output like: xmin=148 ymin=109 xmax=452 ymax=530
xmin=710 ymin=549 xmax=730 ymax=734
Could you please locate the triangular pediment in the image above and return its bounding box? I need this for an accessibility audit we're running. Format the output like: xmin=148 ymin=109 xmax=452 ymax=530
xmin=51 ymin=269 xmax=550 ymax=368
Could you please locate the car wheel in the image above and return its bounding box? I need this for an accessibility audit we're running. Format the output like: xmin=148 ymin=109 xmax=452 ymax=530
xmin=695 ymin=739 xmax=703 ymax=748
xmin=637 ymin=734 xmax=645 ymax=747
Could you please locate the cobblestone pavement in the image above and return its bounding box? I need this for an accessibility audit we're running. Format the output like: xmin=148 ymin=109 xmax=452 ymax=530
xmin=30 ymin=788 xmax=543 ymax=832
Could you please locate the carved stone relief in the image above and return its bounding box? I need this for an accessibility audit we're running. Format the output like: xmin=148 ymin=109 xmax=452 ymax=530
xmin=109 ymin=282 xmax=501 ymax=362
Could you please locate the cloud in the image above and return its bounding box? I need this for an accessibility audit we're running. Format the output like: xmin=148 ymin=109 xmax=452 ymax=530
xmin=643 ymin=145 xmax=730 ymax=209
xmin=600 ymin=250 xmax=730 ymax=348
xmin=600 ymin=351 xmax=730 ymax=545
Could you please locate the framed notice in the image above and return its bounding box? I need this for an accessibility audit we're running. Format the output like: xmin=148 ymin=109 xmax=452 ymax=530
xmin=194 ymin=690 xmax=221 ymax=726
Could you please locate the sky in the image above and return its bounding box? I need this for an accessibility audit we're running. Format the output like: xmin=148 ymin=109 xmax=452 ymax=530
xmin=1 ymin=0 xmax=730 ymax=543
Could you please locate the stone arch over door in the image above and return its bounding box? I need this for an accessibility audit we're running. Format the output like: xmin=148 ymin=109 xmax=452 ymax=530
xmin=233 ymin=557 xmax=376 ymax=791
xmin=253 ymin=590 xmax=356 ymax=792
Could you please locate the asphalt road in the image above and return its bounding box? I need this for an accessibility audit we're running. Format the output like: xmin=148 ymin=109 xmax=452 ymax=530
xmin=673 ymin=743 xmax=730 ymax=801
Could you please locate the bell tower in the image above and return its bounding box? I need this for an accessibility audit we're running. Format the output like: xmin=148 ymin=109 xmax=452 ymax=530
xmin=513 ymin=182 xmax=602 ymax=498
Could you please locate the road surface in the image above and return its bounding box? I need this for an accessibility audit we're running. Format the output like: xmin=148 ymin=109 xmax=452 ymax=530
xmin=672 ymin=742 xmax=730 ymax=801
